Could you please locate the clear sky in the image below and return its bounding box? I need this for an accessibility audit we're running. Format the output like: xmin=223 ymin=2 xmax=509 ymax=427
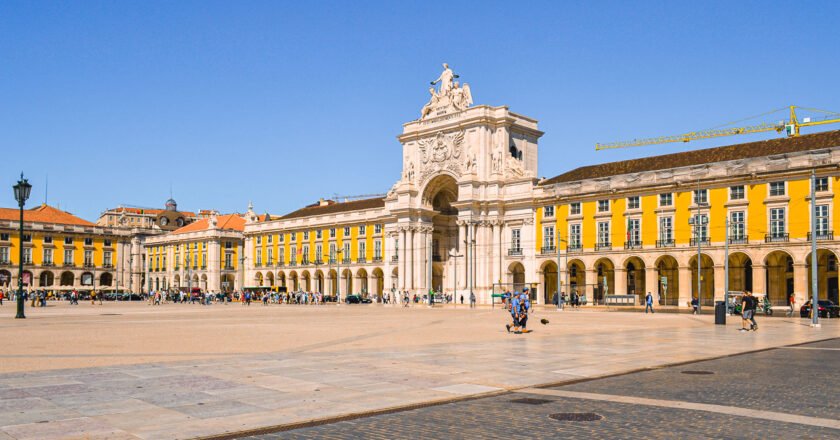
xmin=1 ymin=0 xmax=838 ymax=221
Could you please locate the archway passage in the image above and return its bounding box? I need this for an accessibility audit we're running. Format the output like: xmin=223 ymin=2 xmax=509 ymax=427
xmin=60 ymin=271 xmax=74 ymax=287
xmin=40 ymin=271 xmax=55 ymax=287
xmin=289 ymin=271 xmax=299 ymax=291
xmin=356 ymin=268 xmax=368 ymax=297
xmin=594 ymin=258 xmax=615 ymax=305
xmin=765 ymin=251 xmax=793 ymax=306
xmin=624 ymin=257 xmax=645 ymax=303
xmin=0 ymin=270 xmax=11 ymax=287
xmin=508 ymin=262 xmax=526 ymax=293
xmin=423 ymin=174 xmax=459 ymax=296
xmin=99 ymin=272 xmax=113 ymax=287
xmin=690 ymin=254 xmax=715 ymax=307
xmin=372 ymin=268 xmax=384 ymax=300
xmin=266 ymin=272 xmax=275 ymax=288
xmin=806 ymin=249 xmax=839 ymax=304
xmin=541 ymin=261 xmax=558 ymax=304
xmin=566 ymin=259 xmax=585 ymax=298
xmin=727 ymin=252 xmax=753 ymax=293
xmin=254 ymin=272 xmax=263 ymax=287
xmin=221 ymin=274 xmax=235 ymax=292
xmin=302 ymin=271 xmax=311 ymax=292
xmin=314 ymin=270 xmax=324 ymax=294
xmin=655 ymin=255 xmax=679 ymax=306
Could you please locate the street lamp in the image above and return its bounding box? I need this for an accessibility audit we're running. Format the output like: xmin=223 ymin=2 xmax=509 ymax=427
xmin=334 ymin=248 xmax=343 ymax=305
xmin=556 ymin=235 xmax=567 ymax=310
xmin=688 ymin=202 xmax=709 ymax=313
xmin=13 ymin=173 xmax=32 ymax=319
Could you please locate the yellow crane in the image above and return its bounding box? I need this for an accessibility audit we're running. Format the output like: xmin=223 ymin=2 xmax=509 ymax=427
xmin=595 ymin=105 xmax=840 ymax=150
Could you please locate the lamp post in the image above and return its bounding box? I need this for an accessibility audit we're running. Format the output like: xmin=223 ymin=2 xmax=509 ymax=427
xmin=810 ymin=170 xmax=820 ymax=327
xmin=688 ymin=201 xmax=709 ymax=313
xmin=556 ymin=236 xmax=567 ymax=310
xmin=724 ymin=217 xmax=730 ymax=316
xmin=13 ymin=173 xmax=32 ymax=319
xmin=449 ymin=251 xmax=463 ymax=307
xmin=335 ymin=248 xmax=343 ymax=305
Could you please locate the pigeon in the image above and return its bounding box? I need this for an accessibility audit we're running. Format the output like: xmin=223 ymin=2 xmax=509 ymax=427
xmin=540 ymin=318 xmax=549 ymax=325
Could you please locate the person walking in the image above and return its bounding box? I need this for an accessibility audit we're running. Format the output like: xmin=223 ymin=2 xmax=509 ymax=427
xmin=506 ymin=292 xmax=521 ymax=334
xmin=645 ymin=291 xmax=654 ymax=314
xmin=788 ymin=292 xmax=796 ymax=317
xmin=740 ymin=290 xmax=758 ymax=332
xmin=469 ymin=292 xmax=476 ymax=309
xmin=691 ymin=296 xmax=699 ymax=315
xmin=519 ymin=291 xmax=532 ymax=333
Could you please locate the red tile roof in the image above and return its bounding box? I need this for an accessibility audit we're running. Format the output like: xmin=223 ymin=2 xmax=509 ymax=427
xmin=0 ymin=204 xmax=95 ymax=226
xmin=540 ymin=129 xmax=840 ymax=186
xmin=279 ymin=198 xmax=385 ymax=220
xmin=171 ymin=214 xmax=245 ymax=234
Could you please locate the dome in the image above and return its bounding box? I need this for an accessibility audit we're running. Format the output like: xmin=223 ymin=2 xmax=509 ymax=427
xmin=165 ymin=198 xmax=178 ymax=211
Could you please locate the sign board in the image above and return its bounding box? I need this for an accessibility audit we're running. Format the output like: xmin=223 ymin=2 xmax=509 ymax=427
xmin=81 ymin=273 xmax=93 ymax=286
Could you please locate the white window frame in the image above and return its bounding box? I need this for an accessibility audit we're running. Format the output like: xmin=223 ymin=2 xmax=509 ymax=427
xmin=597 ymin=200 xmax=610 ymax=213
xmin=543 ymin=225 xmax=555 ymax=249
xmin=543 ymin=206 xmax=555 ymax=218
xmin=730 ymin=211 xmax=745 ymax=239
xmin=815 ymin=177 xmax=830 ymax=192
xmin=569 ymin=202 xmax=581 ymax=216
xmin=627 ymin=196 xmax=640 ymax=210
xmin=816 ymin=205 xmax=830 ymax=235
xmin=693 ymin=189 xmax=708 ymax=205
xmin=729 ymin=185 xmax=745 ymax=200
xmin=659 ymin=216 xmax=673 ymax=242
xmin=770 ymin=208 xmax=786 ymax=236
xmin=627 ymin=218 xmax=641 ymax=244
xmin=511 ymin=229 xmax=521 ymax=250
xmin=659 ymin=193 xmax=673 ymax=207
xmin=597 ymin=221 xmax=610 ymax=245
xmin=769 ymin=181 xmax=786 ymax=197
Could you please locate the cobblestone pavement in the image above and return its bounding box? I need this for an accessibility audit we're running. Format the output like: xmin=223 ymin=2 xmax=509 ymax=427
xmin=241 ymin=338 xmax=840 ymax=439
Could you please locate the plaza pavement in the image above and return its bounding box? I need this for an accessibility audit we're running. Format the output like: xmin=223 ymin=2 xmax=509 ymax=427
xmin=0 ymin=301 xmax=837 ymax=439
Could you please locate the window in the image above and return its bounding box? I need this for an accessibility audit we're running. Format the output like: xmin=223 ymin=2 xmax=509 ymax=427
xmin=543 ymin=206 xmax=555 ymax=218
xmin=302 ymin=245 xmax=309 ymax=262
xmin=256 ymin=252 xmax=262 ymax=267
xmin=570 ymin=202 xmax=581 ymax=216
xmin=256 ymin=236 xmax=262 ymax=245
xmin=730 ymin=185 xmax=745 ymax=200
xmin=0 ymin=233 xmax=8 ymax=241
xmin=511 ymin=229 xmax=521 ymax=250
xmin=267 ymin=248 xmax=273 ymax=265
xmin=569 ymin=224 xmax=581 ymax=248
xmin=770 ymin=208 xmax=786 ymax=236
xmin=543 ymin=226 xmax=555 ymax=249
xmin=278 ymin=234 xmax=284 ymax=243
xmin=84 ymin=250 xmax=93 ymax=266
xmin=375 ymin=224 xmax=383 ymax=234
xmin=343 ymin=227 xmax=350 ymax=237
xmin=730 ymin=211 xmax=745 ymax=240
xmin=44 ymin=236 xmax=53 ymax=244
xmin=290 ymin=246 xmax=296 ymax=262
xmin=693 ymin=214 xmax=709 ymax=241
xmin=316 ymin=244 xmax=322 ymax=261
xmin=22 ymin=234 xmax=31 ymax=242
xmin=343 ymin=242 xmax=350 ymax=260
xmin=64 ymin=249 xmax=73 ymax=265
xmin=358 ymin=242 xmax=366 ymax=259
xmin=627 ymin=196 xmax=640 ymax=210
xmin=303 ymin=231 xmax=309 ymax=240
xmin=23 ymin=248 xmax=32 ymax=264
xmin=104 ymin=251 xmax=112 ymax=266
xmin=316 ymin=230 xmax=322 ymax=239
xmin=769 ymin=181 xmax=785 ymax=197
xmin=597 ymin=200 xmax=609 ymax=212
xmin=359 ymin=225 xmax=366 ymax=235
xmin=330 ymin=228 xmax=336 ymax=238
xmin=659 ymin=217 xmax=673 ymax=242
xmin=816 ymin=205 xmax=829 ymax=235
xmin=597 ymin=221 xmax=610 ymax=245
xmin=225 ymin=241 xmax=232 ymax=249
xmin=43 ymin=248 xmax=53 ymax=264
xmin=193 ymin=242 xmax=198 ymax=250
xmin=693 ymin=189 xmax=708 ymax=205
xmin=659 ymin=193 xmax=673 ymax=207
xmin=225 ymin=253 xmax=232 ymax=268
xmin=0 ymin=247 xmax=8 ymax=263
xmin=329 ymin=243 xmax=336 ymax=261
xmin=64 ymin=237 xmax=73 ymax=245
xmin=84 ymin=237 xmax=92 ymax=246
xmin=267 ymin=235 xmax=273 ymax=244
xmin=816 ymin=177 xmax=829 ymax=192
xmin=374 ymin=240 xmax=382 ymax=259
xmin=627 ymin=219 xmax=640 ymax=244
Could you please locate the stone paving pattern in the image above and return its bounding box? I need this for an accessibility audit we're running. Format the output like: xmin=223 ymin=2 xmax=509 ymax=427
xmin=244 ymin=339 xmax=840 ymax=439
xmin=0 ymin=303 xmax=838 ymax=439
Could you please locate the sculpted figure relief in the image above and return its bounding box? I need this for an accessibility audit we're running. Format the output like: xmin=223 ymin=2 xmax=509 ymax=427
xmin=420 ymin=63 xmax=474 ymax=119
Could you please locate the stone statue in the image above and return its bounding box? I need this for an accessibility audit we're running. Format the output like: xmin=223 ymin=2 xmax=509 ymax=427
xmin=209 ymin=211 xmax=218 ymax=228
xmin=420 ymin=87 xmax=440 ymax=119
xmin=430 ymin=63 xmax=456 ymax=96
xmin=420 ymin=63 xmax=473 ymax=120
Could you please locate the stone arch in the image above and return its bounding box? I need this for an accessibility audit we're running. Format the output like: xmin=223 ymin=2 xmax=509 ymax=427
xmin=727 ymin=251 xmax=753 ymax=294
xmin=81 ymin=271 xmax=93 ymax=287
xmin=391 ymin=267 xmax=398 ymax=291
xmin=314 ymin=270 xmax=324 ymax=293
xmin=805 ymin=248 xmax=840 ymax=304
xmin=342 ymin=268 xmax=353 ymax=295
xmin=39 ymin=270 xmax=55 ymax=287
xmin=540 ymin=260 xmax=558 ymax=305
xmin=221 ymin=273 xmax=235 ymax=292
xmin=654 ymin=255 xmax=679 ymax=306
xmin=566 ymin=259 xmax=586 ymax=297
xmin=191 ymin=274 xmax=199 ymax=286
xmin=0 ymin=269 xmax=11 ymax=287
xmin=266 ymin=272 xmax=275 ymax=287
xmin=420 ymin=173 xmax=459 ymax=209
xmin=277 ymin=271 xmax=286 ymax=288
xmin=689 ymin=253 xmax=715 ymax=307
xmin=288 ymin=271 xmax=298 ymax=291
xmin=356 ymin=268 xmax=368 ymax=296
xmin=372 ymin=267 xmax=384 ymax=300
xmin=507 ymin=261 xmax=526 ymax=292
xmin=764 ymin=250 xmax=794 ymax=306
xmin=173 ymin=274 xmax=181 ymax=288
xmin=200 ymin=273 xmax=208 ymax=291
xmin=254 ymin=271 xmax=263 ymax=287
xmin=623 ymin=256 xmax=646 ymax=302
xmin=593 ymin=257 xmax=615 ymax=305
xmin=301 ymin=270 xmax=311 ymax=292
xmin=99 ymin=272 xmax=113 ymax=287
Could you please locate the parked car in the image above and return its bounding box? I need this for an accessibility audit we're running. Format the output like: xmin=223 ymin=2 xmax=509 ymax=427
xmin=800 ymin=300 xmax=840 ymax=318
xmin=344 ymin=294 xmax=372 ymax=304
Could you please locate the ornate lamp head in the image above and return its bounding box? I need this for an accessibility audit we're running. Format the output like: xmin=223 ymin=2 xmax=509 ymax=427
xmin=13 ymin=173 xmax=32 ymax=206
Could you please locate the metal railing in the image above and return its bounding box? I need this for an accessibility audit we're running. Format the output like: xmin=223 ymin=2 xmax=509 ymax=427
xmin=508 ymin=248 xmax=523 ymax=256
xmin=540 ymin=246 xmax=556 ymax=255
xmin=807 ymin=231 xmax=834 ymax=241
xmin=727 ymin=236 xmax=748 ymax=245
xmin=765 ymin=233 xmax=789 ymax=243
xmin=689 ymin=238 xmax=710 ymax=246
xmin=656 ymin=239 xmax=674 ymax=248
xmin=594 ymin=242 xmax=612 ymax=251
xmin=391 ymin=255 xmax=398 ymax=262
xmin=567 ymin=243 xmax=583 ymax=252
xmin=623 ymin=241 xmax=642 ymax=250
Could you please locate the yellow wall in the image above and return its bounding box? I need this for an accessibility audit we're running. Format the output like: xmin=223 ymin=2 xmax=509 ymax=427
xmin=788 ymin=178 xmax=810 ymax=239
xmin=641 ymin=195 xmax=657 ymax=245
xmin=747 ymin=183 xmax=766 ymax=242
xmin=611 ymin=198 xmax=625 ymax=247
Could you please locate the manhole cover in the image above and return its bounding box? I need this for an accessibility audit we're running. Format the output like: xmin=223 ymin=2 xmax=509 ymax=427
xmin=510 ymin=398 xmax=553 ymax=405
xmin=549 ymin=412 xmax=603 ymax=422
xmin=100 ymin=313 xmax=121 ymax=316
xmin=681 ymin=370 xmax=714 ymax=375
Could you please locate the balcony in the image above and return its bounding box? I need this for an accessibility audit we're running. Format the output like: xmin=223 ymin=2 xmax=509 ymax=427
xmin=508 ymin=248 xmax=523 ymax=256
xmin=83 ymin=263 xmax=94 ymax=268
xmin=656 ymin=239 xmax=675 ymax=248
xmin=567 ymin=243 xmax=583 ymax=253
xmin=540 ymin=246 xmax=556 ymax=255
xmin=594 ymin=242 xmax=612 ymax=251
xmin=200 ymin=265 xmax=206 ymax=270
xmin=314 ymin=259 xmax=324 ymax=265
xmin=174 ymin=266 xmax=180 ymax=271
xmin=765 ymin=233 xmax=789 ymax=243
xmin=42 ymin=261 xmax=55 ymax=267
xmin=329 ymin=258 xmax=337 ymax=264
xmin=102 ymin=263 xmax=113 ymax=269
xmin=288 ymin=261 xmax=297 ymax=267
xmin=0 ymin=260 xmax=10 ymax=266
xmin=689 ymin=238 xmax=710 ymax=246
xmin=727 ymin=236 xmax=748 ymax=245
xmin=63 ymin=262 xmax=75 ymax=268
xmin=301 ymin=258 xmax=310 ymax=265
xmin=357 ymin=257 xmax=367 ymax=264
xmin=373 ymin=256 xmax=383 ymax=263
xmin=808 ymin=231 xmax=834 ymax=241
xmin=624 ymin=241 xmax=642 ymax=250
xmin=342 ymin=258 xmax=351 ymax=264
xmin=223 ymin=265 xmax=234 ymax=270
xmin=391 ymin=255 xmax=398 ymax=262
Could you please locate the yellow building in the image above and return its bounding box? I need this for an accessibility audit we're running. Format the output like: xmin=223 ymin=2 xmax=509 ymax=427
xmin=0 ymin=204 xmax=124 ymax=293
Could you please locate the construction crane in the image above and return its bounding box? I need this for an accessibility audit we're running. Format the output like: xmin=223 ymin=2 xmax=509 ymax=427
xmin=595 ymin=105 xmax=840 ymax=150
xmin=331 ymin=192 xmax=386 ymax=202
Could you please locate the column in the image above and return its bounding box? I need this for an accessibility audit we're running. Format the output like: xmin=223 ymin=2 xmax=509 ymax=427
xmin=793 ymin=263 xmax=807 ymax=299
xmin=460 ymin=222 xmax=468 ymax=290
xmin=494 ymin=221 xmax=503 ymax=288
xmin=614 ymin=268 xmax=627 ymax=296
xmin=752 ymin=264 xmax=767 ymax=297
xmin=208 ymin=239 xmax=221 ymax=292
xmin=585 ymin=268 xmax=596 ymax=306
xmin=237 ymin=242 xmax=245 ymax=291
xmin=678 ymin=265 xmax=692 ymax=308
xmin=713 ymin=264 xmax=725 ymax=301
xmin=408 ymin=227 xmax=415 ymax=292
xmin=645 ymin=267 xmax=658 ymax=303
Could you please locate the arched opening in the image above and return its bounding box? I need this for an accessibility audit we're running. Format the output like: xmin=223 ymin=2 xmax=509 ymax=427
xmin=200 ymin=274 xmax=208 ymax=291
xmin=689 ymin=254 xmax=715 ymax=306
xmin=541 ymin=261 xmax=558 ymax=304
xmin=372 ymin=268 xmax=384 ymax=300
xmin=806 ymin=249 xmax=839 ymax=304
xmin=254 ymin=272 xmax=263 ymax=287
xmin=314 ymin=270 xmax=324 ymax=293
xmin=39 ymin=271 xmax=55 ymax=287
xmin=566 ymin=259 xmax=586 ymax=298
xmin=623 ymin=256 xmax=646 ymax=303
xmin=80 ymin=271 xmax=93 ymax=288
xmin=727 ymin=252 xmax=753 ymax=293
xmin=391 ymin=267 xmax=398 ymax=291
xmin=278 ymin=271 xmax=286 ymax=288
xmin=60 ymin=271 xmax=74 ymax=287
xmin=356 ymin=268 xmax=368 ymax=297
xmin=328 ymin=269 xmax=337 ymax=295
xmin=289 ymin=271 xmax=298 ymax=291
xmin=99 ymin=272 xmax=113 ymax=287
xmin=764 ymin=251 xmax=793 ymax=306
xmin=221 ymin=274 xmax=235 ymax=292
xmin=655 ymin=255 xmax=679 ymax=306
xmin=342 ymin=268 xmax=353 ymax=295
xmin=593 ymin=258 xmax=615 ymax=305
xmin=302 ymin=271 xmax=311 ymax=292
xmin=266 ymin=272 xmax=275 ymax=288
xmin=507 ymin=262 xmax=526 ymax=292
xmin=173 ymin=274 xmax=181 ymax=288
xmin=0 ymin=270 xmax=11 ymax=288
xmin=422 ymin=174 xmax=459 ymax=295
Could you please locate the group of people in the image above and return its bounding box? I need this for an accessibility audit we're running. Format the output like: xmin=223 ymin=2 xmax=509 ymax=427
xmin=503 ymin=288 xmax=532 ymax=334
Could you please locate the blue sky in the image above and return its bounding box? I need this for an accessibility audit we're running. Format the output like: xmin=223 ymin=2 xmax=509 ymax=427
xmin=1 ymin=1 xmax=838 ymax=221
